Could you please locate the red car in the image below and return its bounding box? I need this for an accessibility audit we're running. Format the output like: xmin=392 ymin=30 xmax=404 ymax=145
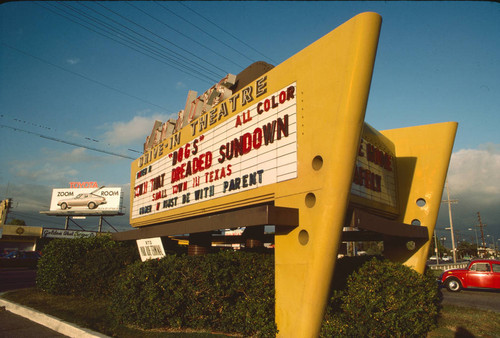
xmin=440 ymin=259 xmax=500 ymax=292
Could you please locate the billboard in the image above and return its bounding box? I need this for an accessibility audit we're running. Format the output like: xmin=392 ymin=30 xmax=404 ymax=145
xmin=49 ymin=187 xmax=123 ymax=213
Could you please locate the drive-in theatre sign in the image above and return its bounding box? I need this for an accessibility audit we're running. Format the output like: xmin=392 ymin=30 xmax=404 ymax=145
xmin=118 ymin=13 xmax=457 ymax=337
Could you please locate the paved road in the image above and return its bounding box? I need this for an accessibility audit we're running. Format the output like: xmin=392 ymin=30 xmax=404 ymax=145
xmin=0 ymin=268 xmax=68 ymax=337
xmin=0 ymin=268 xmax=36 ymax=292
xmin=440 ymin=287 xmax=500 ymax=313
xmin=0 ymin=308 xmax=67 ymax=338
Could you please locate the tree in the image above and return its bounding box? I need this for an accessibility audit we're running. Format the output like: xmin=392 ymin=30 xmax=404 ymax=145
xmin=457 ymin=240 xmax=477 ymax=258
xmin=428 ymin=233 xmax=449 ymax=258
xmin=7 ymin=218 xmax=26 ymax=225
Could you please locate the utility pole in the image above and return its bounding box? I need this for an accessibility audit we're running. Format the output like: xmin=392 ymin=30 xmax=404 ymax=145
xmin=477 ymin=212 xmax=487 ymax=250
xmin=442 ymin=181 xmax=458 ymax=263
xmin=469 ymin=227 xmax=479 ymax=257
xmin=0 ymin=198 xmax=13 ymax=238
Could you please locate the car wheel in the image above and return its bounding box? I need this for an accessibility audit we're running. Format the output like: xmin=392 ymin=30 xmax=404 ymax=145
xmin=88 ymin=202 xmax=97 ymax=209
xmin=445 ymin=277 xmax=462 ymax=292
xmin=60 ymin=202 xmax=68 ymax=210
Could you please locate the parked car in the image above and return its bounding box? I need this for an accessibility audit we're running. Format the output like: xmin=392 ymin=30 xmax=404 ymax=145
xmin=440 ymin=259 xmax=500 ymax=292
xmin=0 ymin=250 xmax=41 ymax=268
xmin=2 ymin=250 xmax=41 ymax=259
xmin=57 ymin=193 xmax=107 ymax=210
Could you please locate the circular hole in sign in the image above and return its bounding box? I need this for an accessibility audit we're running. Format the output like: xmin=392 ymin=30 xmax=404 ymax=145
xmin=305 ymin=193 xmax=316 ymax=208
xmin=406 ymin=241 xmax=416 ymax=251
xmin=416 ymin=198 xmax=426 ymax=207
xmin=312 ymin=156 xmax=323 ymax=171
xmin=411 ymin=219 xmax=421 ymax=226
xmin=299 ymin=230 xmax=309 ymax=246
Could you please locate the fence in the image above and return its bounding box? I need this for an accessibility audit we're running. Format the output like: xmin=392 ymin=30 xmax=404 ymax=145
xmin=427 ymin=262 xmax=468 ymax=271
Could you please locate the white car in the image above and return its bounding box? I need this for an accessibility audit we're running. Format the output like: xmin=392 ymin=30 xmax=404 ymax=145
xmin=57 ymin=193 xmax=107 ymax=210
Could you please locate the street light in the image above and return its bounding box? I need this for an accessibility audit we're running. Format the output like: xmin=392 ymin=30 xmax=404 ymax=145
xmin=433 ymin=230 xmax=439 ymax=265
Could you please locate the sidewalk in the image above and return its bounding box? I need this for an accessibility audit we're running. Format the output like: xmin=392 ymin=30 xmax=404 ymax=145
xmin=0 ymin=297 xmax=108 ymax=338
xmin=0 ymin=307 xmax=66 ymax=338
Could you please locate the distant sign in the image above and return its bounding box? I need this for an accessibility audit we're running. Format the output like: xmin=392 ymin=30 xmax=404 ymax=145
xmin=350 ymin=124 xmax=399 ymax=216
xmin=42 ymin=228 xmax=97 ymax=239
xmin=136 ymin=237 xmax=166 ymax=262
xmin=49 ymin=187 xmax=123 ymax=213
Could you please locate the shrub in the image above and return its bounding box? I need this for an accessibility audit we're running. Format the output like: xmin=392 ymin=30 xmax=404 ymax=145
xmin=36 ymin=235 xmax=139 ymax=297
xmin=321 ymin=257 xmax=440 ymax=337
xmin=111 ymin=251 xmax=276 ymax=336
xmin=69 ymin=242 xmax=139 ymax=298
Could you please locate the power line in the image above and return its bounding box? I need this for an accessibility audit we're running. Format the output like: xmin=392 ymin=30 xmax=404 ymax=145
xmin=1 ymin=41 xmax=174 ymax=113
xmin=0 ymin=114 xmax=56 ymax=132
xmin=91 ymin=2 xmax=225 ymax=80
xmin=177 ymin=1 xmax=277 ymax=64
xmin=133 ymin=2 xmax=245 ymax=69
xmin=0 ymin=124 xmax=136 ymax=160
xmin=52 ymin=1 xmax=220 ymax=82
xmin=156 ymin=1 xmax=256 ymax=65
xmin=124 ymin=2 xmax=237 ymax=74
xmin=36 ymin=2 xmax=217 ymax=84
xmin=8 ymin=211 xmax=57 ymax=226
xmin=0 ymin=114 xmax=142 ymax=154
xmin=75 ymin=1 xmax=223 ymax=80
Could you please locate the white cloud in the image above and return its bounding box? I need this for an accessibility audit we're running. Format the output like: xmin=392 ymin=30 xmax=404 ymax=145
xmin=6 ymin=147 xmax=114 ymax=186
xmin=101 ymin=113 xmax=172 ymax=147
xmin=66 ymin=58 xmax=80 ymax=65
xmin=9 ymin=158 xmax=79 ymax=184
xmin=437 ymin=143 xmax=500 ymax=241
xmin=447 ymin=144 xmax=500 ymax=204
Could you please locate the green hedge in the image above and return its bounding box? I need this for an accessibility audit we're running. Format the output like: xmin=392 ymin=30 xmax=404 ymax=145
xmin=36 ymin=235 xmax=139 ymax=297
xmin=36 ymin=238 xmax=440 ymax=337
xmin=321 ymin=257 xmax=440 ymax=337
xmin=110 ymin=251 xmax=276 ymax=337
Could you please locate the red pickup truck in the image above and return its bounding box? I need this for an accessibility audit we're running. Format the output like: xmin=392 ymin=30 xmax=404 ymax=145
xmin=440 ymin=259 xmax=500 ymax=292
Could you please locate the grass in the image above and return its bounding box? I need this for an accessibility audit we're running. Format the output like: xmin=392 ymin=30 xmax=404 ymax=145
xmin=0 ymin=288 xmax=232 ymax=337
xmin=428 ymin=304 xmax=500 ymax=337
xmin=2 ymin=288 xmax=500 ymax=337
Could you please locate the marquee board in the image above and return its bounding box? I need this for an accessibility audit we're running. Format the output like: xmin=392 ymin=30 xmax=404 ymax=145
xmin=130 ymin=82 xmax=298 ymax=226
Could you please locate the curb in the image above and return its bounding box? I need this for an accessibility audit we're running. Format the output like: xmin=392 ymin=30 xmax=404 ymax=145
xmin=0 ymin=297 xmax=109 ymax=338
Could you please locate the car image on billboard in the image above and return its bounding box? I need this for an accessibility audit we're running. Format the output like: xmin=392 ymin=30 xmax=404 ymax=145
xmin=57 ymin=192 xmax=107 ymax=210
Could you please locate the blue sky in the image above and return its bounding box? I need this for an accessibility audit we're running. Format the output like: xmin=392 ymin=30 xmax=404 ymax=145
xmin=1 ymin=2 xmax=499 ymax=248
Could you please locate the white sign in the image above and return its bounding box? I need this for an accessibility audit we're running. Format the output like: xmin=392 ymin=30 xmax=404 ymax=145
xmin=132 ymin=84 xmax=298 ymax=220
xmin=42 ymin=228 xmax=97 ymax=239
xmin=136 ymin=237 xmax=166 ymax=262
xmin=49 ymin=187 xmax=123 ymax=212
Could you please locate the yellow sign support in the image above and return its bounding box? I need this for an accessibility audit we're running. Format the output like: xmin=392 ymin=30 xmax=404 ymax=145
xmin=127 ymin=12 xmax=457 ymax=337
